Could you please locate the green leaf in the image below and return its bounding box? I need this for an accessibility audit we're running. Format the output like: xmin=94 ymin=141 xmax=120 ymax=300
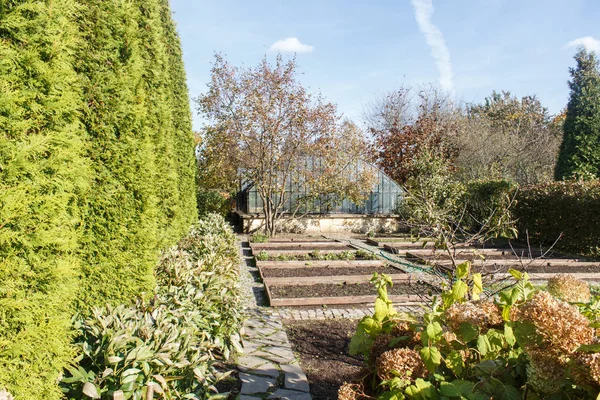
xmin=456 ymin=262 xmax=471 ymax=280
xmin=375 ymin=298 xmax=388 ymax=322
xmin=474 ymin=359 xmax=502 ymax=376
xmin=420 ymin=346 xmax=442 ymax=372
xmin=513 ymin=321 xmax=541 ymax=348
xmin=452 ymin=280 xmax=469 ymax=302
xmin=504 ymin=324 xmax=516 ymax=347
xmin=349 ymin=322 xmax=375 ymax=356
xmin=425 ymin=321 xmax=443 ymax=343
xmin=439 ymin=380 xmax=475 ymax=397
xmin=82 ymin=382 xmax=100 ymax=399
xmin=576 ymin=343 xmax=600 ymax=353
xmin=378 ymin=391 xmax=404 ymax=400
xmin=471 ymin=273 xmax=483 ymax=301
xmin=507 ymin=268 xmax=522 ymax=280
xmin=477 ymin=334 xmax=491 ymax=356
xmin=405 ymin=378 xmax=439 ymax=400
xmin=362 ymin=316 xmax=382 ymax=337
xmin=493 ymin=383 xmax=521 ymax=400
xmin=456 ymin=322 xmax=478 ymax=343
xmin=446 ymin=350 xmax=465 ymax=377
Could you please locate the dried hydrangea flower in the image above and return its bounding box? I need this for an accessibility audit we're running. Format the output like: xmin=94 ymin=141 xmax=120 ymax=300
xmin=370 ymin=333 xmax=397 ymax=365
xmin=0 ymin=390 xmax=14 ymax=400
xmin=547 ymin=274 xmax=591 ymax=303
xmin=376 ymin=348 xmax=428 ymax=382
xmin=445 ymin=301 xmax=503 ymax=332
xmin=527 ymin=349 xmax=566 ymax=394
xmin=338 ymin=382 xmax=364 ymax=400
xmin=370 ymin=322 xmax=420 ymax=364
xmin=571 ymin=352 xmax=600 ymax=388
xmin=513 ymin=291 xmax=593 ymax=354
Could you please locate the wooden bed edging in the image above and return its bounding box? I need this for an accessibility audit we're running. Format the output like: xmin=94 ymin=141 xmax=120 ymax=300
xmin=268 ymin=294 xmax=424 ymax=307
xmin=252 ymin=248 xmax=356 ymax=256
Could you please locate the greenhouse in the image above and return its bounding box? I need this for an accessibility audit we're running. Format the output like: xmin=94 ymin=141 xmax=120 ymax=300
xmin=235 ymin=159 xmax=403 ymax=234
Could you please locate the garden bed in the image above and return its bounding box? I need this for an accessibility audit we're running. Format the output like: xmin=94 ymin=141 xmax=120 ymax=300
xmin=250 ymin=242 xmax=351 ymax=251
xmin=255 ymin=251 xmax=377 ymax=262
xmin=269 ymin=281 xmax=433 ymax=299
xmin=261 ymin=265 xmax=394 ymax=278
xmin=256 ymin=259 xmax=386 ymax=269
xmin=285 ymin=319 xmax=362 ymax=400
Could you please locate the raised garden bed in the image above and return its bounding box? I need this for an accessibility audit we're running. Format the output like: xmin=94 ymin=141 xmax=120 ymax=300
xmin=269 ymin=281 xmax=433 ymax=299
xmin=250 ymin=241 xmax=350 ymax=251
xmin=263 ymin=274 xmax=408 ymax=286
xmin=405 ymin=248 xmax=554 ymax=260
xmin=264 ymin=237 xmax=335 ymax=243
xmin=256 ymin=259 xmax=386 ymax=269
xmin=366 ymin=237 xmax=434 ymax=247
xmin=255 ymin=251 xmax=377 ymax=262
xmin=261 ymin=265 xmax=394 ymax=278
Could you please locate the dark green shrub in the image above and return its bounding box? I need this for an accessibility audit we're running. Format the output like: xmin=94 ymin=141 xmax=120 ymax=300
xmin=0 ymin=1 xmax=88 ymax=397
xmin=62 ymin=214 xmax=242 ymax=399
xmin=514 ymin=181 xmax=600 ymax=256
xmin=463 ymin=179 xmax=518 ymax=238
xmin=197 ymin=189 xmax=232 ymax=217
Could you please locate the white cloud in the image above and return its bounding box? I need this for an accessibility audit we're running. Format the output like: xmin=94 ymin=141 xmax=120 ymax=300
xmin=567 ymin=36 xmax=600 ymax=53
xmin=410 ymin=0 xmax=454 ymax=94
xmin=269 ymin=37 xmax=314 ymax=53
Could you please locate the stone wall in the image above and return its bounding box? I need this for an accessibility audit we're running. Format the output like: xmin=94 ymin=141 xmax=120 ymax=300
xmin=237 ymin=212 xmax=401 ymax=234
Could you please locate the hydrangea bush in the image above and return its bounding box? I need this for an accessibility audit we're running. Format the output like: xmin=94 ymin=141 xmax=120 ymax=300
xmin=343 ymin=270 xmax=600 ymax=400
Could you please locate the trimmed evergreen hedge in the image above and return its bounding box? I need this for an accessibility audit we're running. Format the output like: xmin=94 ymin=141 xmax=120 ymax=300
xmin=0 ymin=0 xmax=197 ymax=397
xmin=0 ymin=1 xmax=88 ymax=397
xmin=514 ymin=181 xmax=600 ymax=256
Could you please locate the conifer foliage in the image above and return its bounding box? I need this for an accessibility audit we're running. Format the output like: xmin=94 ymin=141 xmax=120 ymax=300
xmin=555 ymin=49 xmax=600 ymax=180
xmin=0 ymin=1 xmax=88 ymax=397
xmin=0 ymin=0 xmax=197 ymax=397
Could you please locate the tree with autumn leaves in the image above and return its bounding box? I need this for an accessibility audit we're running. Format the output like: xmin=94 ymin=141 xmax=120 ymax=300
xmin=197 ymin=54 xmax=375 ymax=236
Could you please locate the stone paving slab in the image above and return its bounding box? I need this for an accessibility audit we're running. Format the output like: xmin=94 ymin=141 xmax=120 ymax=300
xmin=240 ymin=373 xmax=277 ymax=394
xmin=281 ymin=364 xmax=310 ymax=392
xmin=267 ymin=388 xmax=313 ymax=400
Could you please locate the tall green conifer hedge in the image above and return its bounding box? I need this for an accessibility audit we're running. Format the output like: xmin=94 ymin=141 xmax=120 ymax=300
xmin=0 ymin=1 xmax=88 ymax=397
xmin=0 ymin=0 xmax=197 ymax=396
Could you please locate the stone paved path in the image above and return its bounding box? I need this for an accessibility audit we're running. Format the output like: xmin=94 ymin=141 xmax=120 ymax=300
xmin=237 ymin=237 xmax=312 ymax=399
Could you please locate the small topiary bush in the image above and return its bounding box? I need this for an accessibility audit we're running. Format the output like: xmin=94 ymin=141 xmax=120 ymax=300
xmin=345 ymin=268 xmax=600 ymax=399
xmin=514 ymin=181 xmax=600 ymax=256
xmin=61 ymin=214 xmax=242 ymax=399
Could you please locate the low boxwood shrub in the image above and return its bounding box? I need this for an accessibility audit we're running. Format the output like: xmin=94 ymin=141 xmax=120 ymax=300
xmin=514 ymin=181 xmax=600 ymax=256
xmin=345 ymin=269 xmax=600 ymax=399
xmin=61 ymin=214 xmax=242 ymax=399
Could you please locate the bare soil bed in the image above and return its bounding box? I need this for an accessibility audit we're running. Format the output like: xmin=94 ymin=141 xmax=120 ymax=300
xmin=259 ymin=253 xmax=377 ymax=262
xmin=261 ymin=266 xmax=396 ymax=278
xmin=269 ymin=281 xmax=434 ymax=298
xmin=285 ymin=319 xmax=363 ymax=400
xmin=473 ymin=264 xmax=600 ymax=274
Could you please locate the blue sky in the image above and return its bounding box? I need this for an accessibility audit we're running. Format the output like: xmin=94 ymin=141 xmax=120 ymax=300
xmin=170 ymin=0 xmax=600 ymax=131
